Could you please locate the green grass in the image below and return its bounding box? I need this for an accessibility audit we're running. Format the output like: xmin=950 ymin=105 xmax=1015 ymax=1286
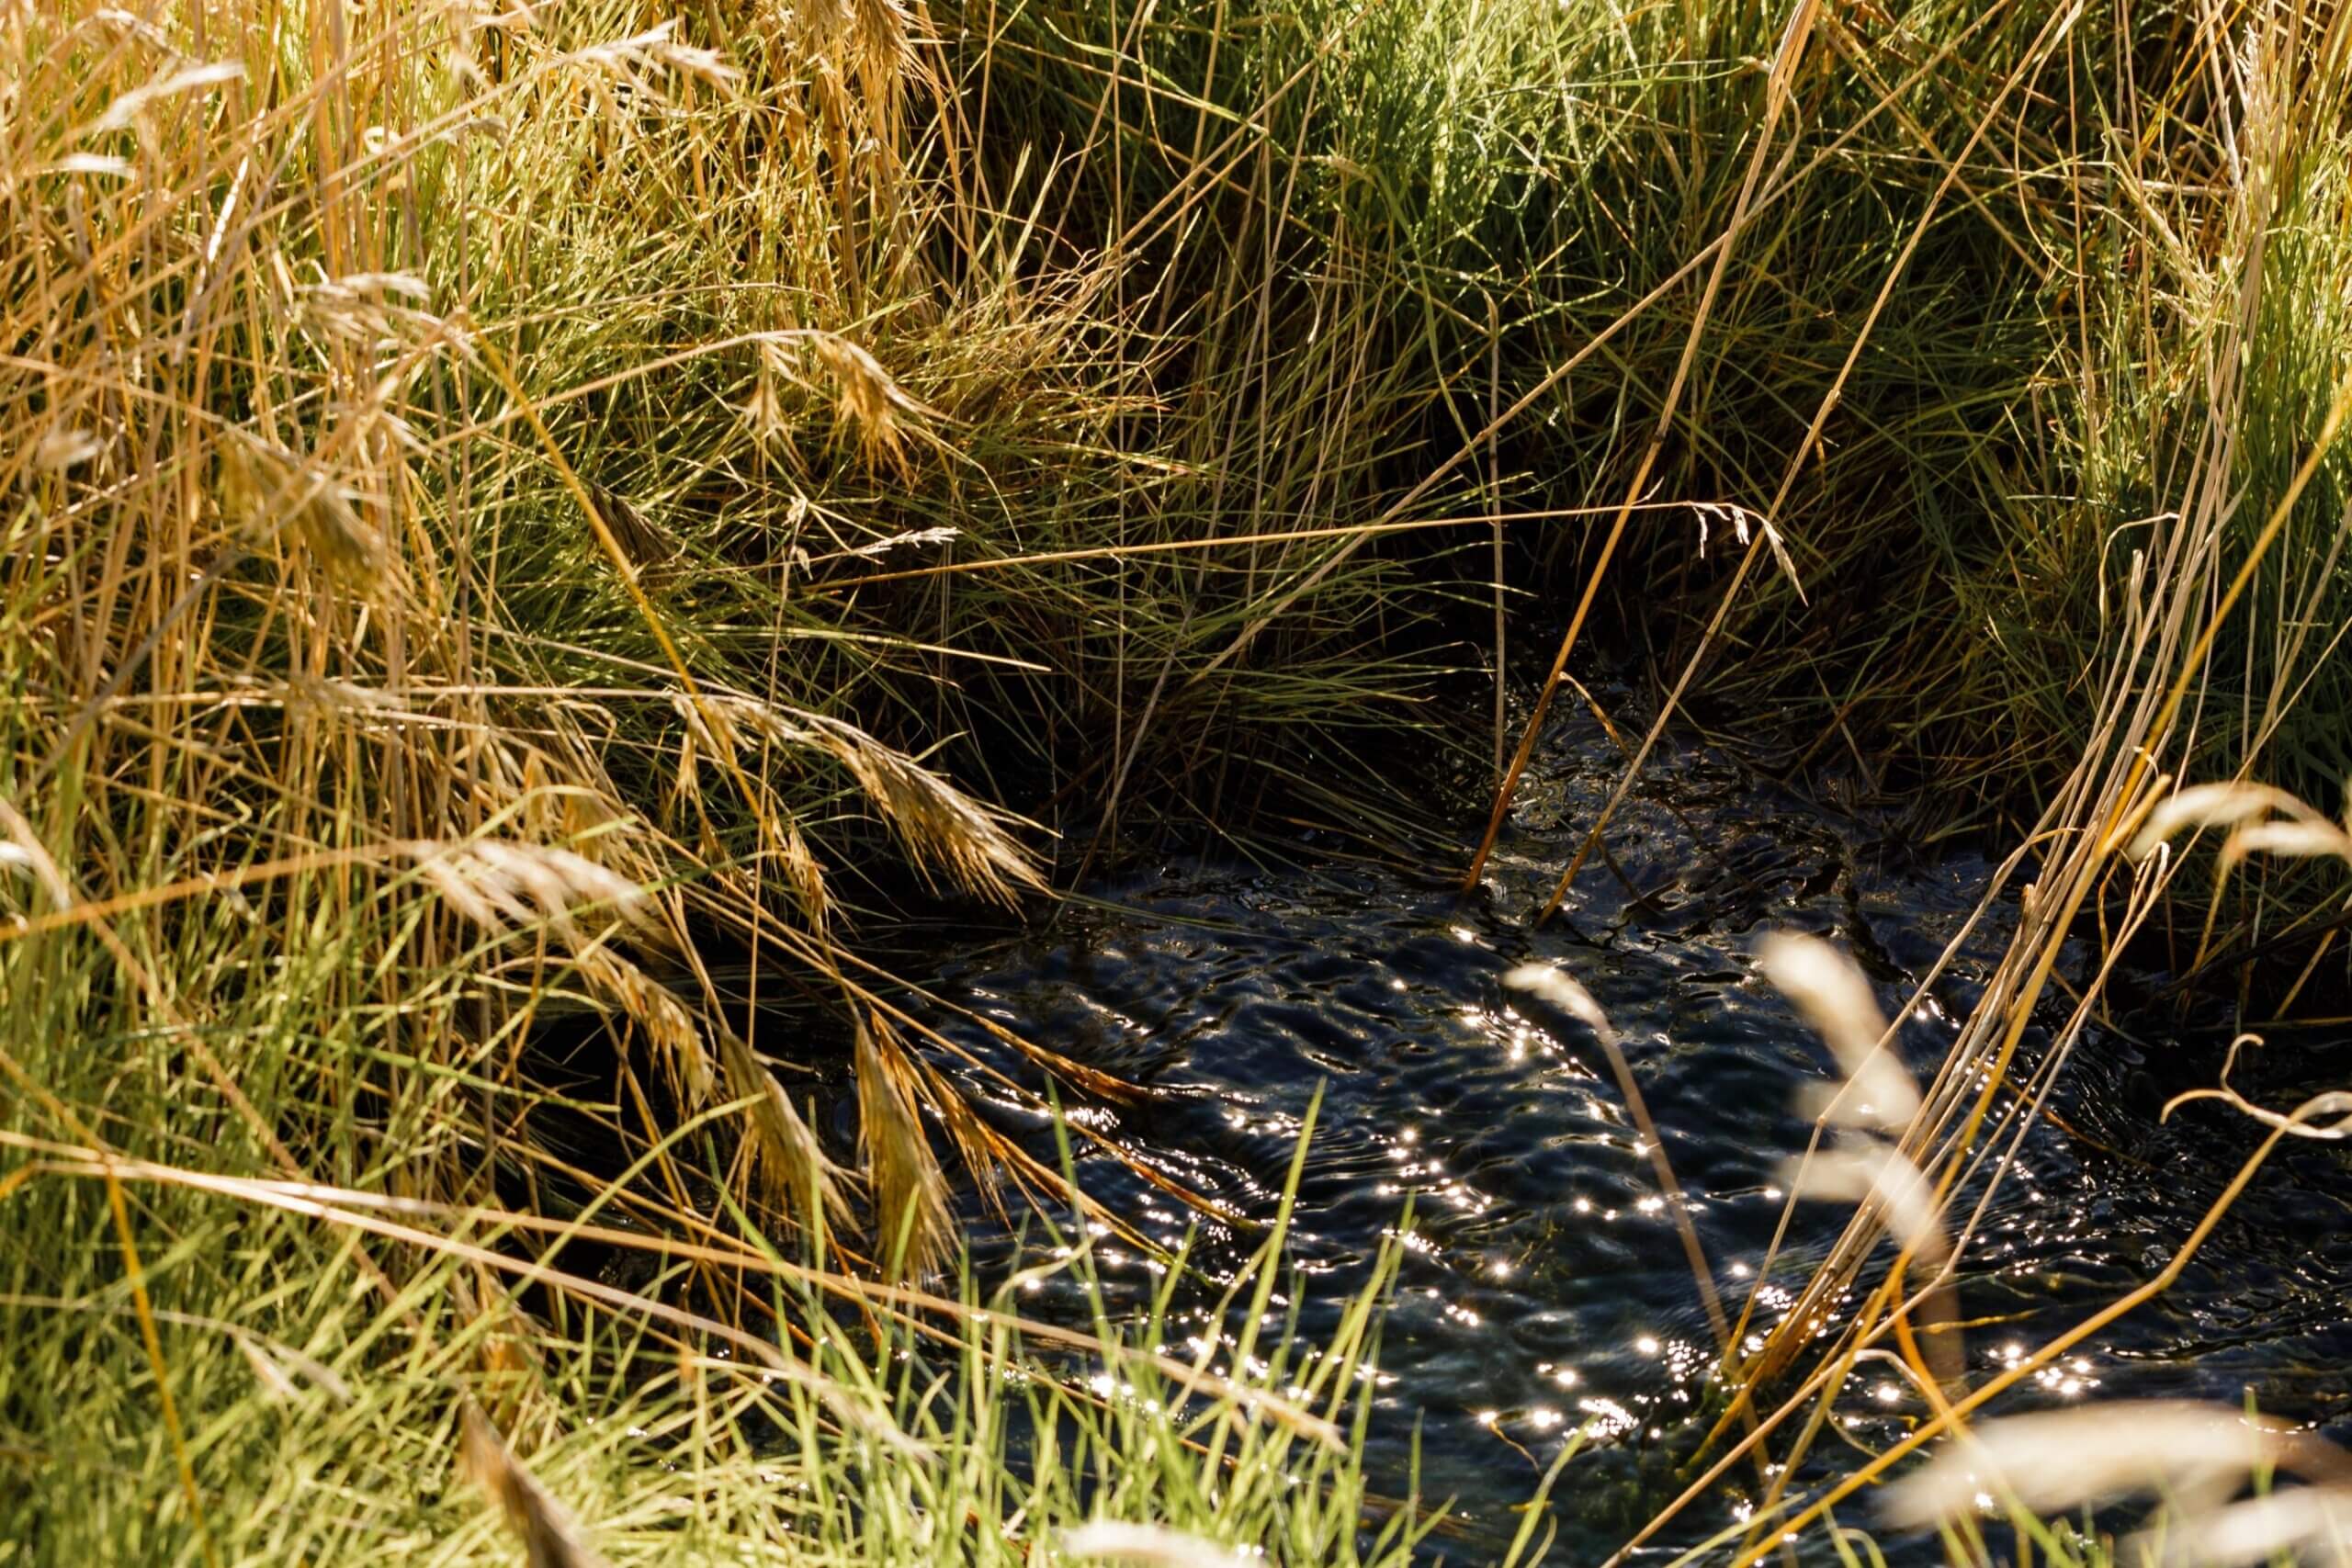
xmin=7 ymin=0 xmax=2352 ymax=1560
xmin=0 ymin=1092 xmax=1453 ymax=1565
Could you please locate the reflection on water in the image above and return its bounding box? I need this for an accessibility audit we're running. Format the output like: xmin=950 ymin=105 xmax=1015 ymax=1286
xmin=899 ymin=706 xmax=2352 ymax=1558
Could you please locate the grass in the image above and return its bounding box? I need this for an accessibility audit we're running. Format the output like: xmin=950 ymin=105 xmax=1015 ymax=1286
xmin=0 ymin=1097 xmax=1450 ymax=1565
xmin=7 ymin=0 xmax=2352 ymax=1559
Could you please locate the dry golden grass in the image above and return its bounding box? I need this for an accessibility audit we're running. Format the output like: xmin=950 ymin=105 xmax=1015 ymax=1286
xmin=0 ymin=0 xmax=1122 ymax=1300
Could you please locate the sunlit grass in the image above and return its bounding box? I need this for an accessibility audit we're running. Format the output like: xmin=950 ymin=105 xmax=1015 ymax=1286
xmin=8 ymin=0 xmax=2352 ymax=1559
xmin=0 ymin=1100 xmax=1441 ymax=1564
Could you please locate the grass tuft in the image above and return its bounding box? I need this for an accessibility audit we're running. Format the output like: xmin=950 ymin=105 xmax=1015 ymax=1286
xmin=12 ymin=0 xmax=2352 ymax=1555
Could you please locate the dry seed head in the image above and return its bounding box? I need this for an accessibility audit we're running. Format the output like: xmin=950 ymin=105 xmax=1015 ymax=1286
xmin=736 ymin=342 xmax=797 ymax=452
xmin=228 ymin=1327 xmax=356 ymax=1407
xmin=235 ymin=1337 xmax=299 ymax=1404
xmin=1780 ymin=1138 xmax=1947 ymax=1261
xmin=687 ymin=694 xmax=1040 ymax=905
xmin=301 ymin=271 xmax=437 ymax=347
xmin=233 ymin=1332 xmax=351 ymax=1405
xmin=776 ymin=819 xmax=831 ymax=931
xmin=1691 ymin=501 xmax=1805 ymax=602
xmin=717 ymin=1027 xmax=846 ymax=1229
xmin=290 ymin=489 xmax=385 ymax=586
xmin=1503 ymin=961 xmax=1612 ymax=1039
xmin=790 ymin=0 xmax=915 ymax=89
xmin=89 ymin=59 xmax=243 ymax=137
xmin=2135 ymin=1483 xmax=2352 ymax=1567
xmin=1758 ymin=933 xmax=1919 ymax=1131
xmin=32 ymin=425 xmax=104 ymax=472
xmin=1061 ymin=1521 xmax=1251 ymax=1568
xmin=808 ymin=333 xmax=935 ymax=475
xmin=651 ymin=37 xmax=742 ymax=93
xmin=0 ymin=801 xmax=73 ymax=912
xmin=281 ymin=673 xmax=407 ymax=716
xmin=856 ymin=1017 xmax=950 ymax=1280
xmin=1793 ymin=1049 xmax=1923 ymax=1134
xmin=443 ymin=27 xmax=487 ymax=90
xmin=320 ymin=271 xmax=432 ymax=304
xmin=458 ymin=0 xmax=537 ymax=32
xmin=841 ymin=525 xmax=959 ymax=560
xmin=788 ymin=0 xmax=849 ymax=49
xmin=572 ymin=948 xmax=714 ymax=1105
xmin=1758 ymin=933 xmax=1883 ymax=1059
xmin=44 ymin=152 xmax=135 ymax=179
xmin=405 ymin=840 xmax=645 ymax=944
xmin=580 ymin=19 xmax=741 ymax=100
xmin=220 ymin=441 xmax=389 ymax=591
xmin=670 ymin=693 xmax=741 ymax=759
xmin=1880 ymin=1401 xmax=2290 ymax=1529
xmin=2126 ymin=781 xmax=2326 ymax=862
xmin=449 ymin=1274 xmax=548 ymax=1420
xmin=91 ymin=6 xmax=178 ymax=52
xmin=2219 ymin=818 xmax=2352 ymax=871
xmin=517 ymin=755 xmax=627 ymax=851
xmin=458 ymin=1405 xmax=616 ymax=1568
xmin=437 ymin=0 xmax=526 ymax=88
xmin=848 ymin=0 xmax=922 ymax=108
xmin=920 ymin=1058 xmax=1004 ymax=1217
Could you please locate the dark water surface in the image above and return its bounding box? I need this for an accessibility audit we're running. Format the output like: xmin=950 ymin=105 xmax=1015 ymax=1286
xmin=901 ymin=709 xmax=2352 ymax=1560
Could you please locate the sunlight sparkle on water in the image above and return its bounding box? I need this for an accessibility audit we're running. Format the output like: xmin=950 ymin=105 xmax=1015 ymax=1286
xmin=1577 ymin=1396 xmax=1639 ymax=1439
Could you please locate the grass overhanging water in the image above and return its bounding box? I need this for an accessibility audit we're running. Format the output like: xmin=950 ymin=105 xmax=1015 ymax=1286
xmin=6 ymin=0 xmax=2352 ymax=1559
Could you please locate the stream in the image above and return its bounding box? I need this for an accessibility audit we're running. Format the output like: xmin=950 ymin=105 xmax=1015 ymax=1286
xmin=899 ymin=694 xmax=2352 ymax=1561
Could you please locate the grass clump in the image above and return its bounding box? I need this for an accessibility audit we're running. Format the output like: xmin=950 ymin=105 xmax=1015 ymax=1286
xmin=11 ymin=0 xmax=2352 ymax=1558
xmin=0 ymin=1103 xmax=1430 ymax=1564
xmin=1 ymin=0 xmax=1432 ymax=1555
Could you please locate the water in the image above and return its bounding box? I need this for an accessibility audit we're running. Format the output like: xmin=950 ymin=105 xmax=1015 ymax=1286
xmin=899 ymin=699 xmax=2352 ymax=1559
